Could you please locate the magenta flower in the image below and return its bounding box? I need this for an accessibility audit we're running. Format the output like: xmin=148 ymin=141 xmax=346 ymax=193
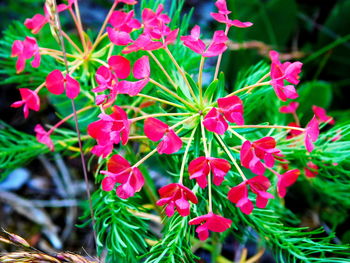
xmin=279 ymin=101 xmax=299 ymax=114
xmin=277 ymin=169 xmax=300 ymax=198
xmin=189 ymin=212 xmax=232 ymax=241
xmin=107 ymin=10 xmax=141 ymax=46
xmin=286 ymin=122 xmax=303 ymax=139
xmin=88 ymin=106 xmax=130 ymax=158
xmin=11 ymin=88 xmax=40 ymax=119
xmin=24 ymin=13 xmax=48 ymax=34
xmin=144 ymin=117 xmax=182 ymax=154
xmin=101 ymin=154 xmax=144 ymax=199
xmin=304 ymin=116 xmax=319 ymax=152
xmin=217 ymin=95 xmax=244 ymax=125
xmin=142 ymin=4 xmax=171 ymax=39
xmin=240 ymin=137 xmax=280 ymax=176
xmin=188 ymin=156 xmax=231 ymax=188
xmin=228 ymin=175 xmax=274 ymax=214
xmin=122 ymin=33 xmax=164 ymax=54
xmin=211 ymin=0 xmax=253 ymax=28
xmin=180 ymin=25 xmax=228 ymax=57
xmin=11 ymin=37 xmax=40 ymax=73
xmin=117 ymin=55 xmax=150 ymax=96
xmin=203 ymin=107 xmax=228 ymax=135
xmin=46 ymin=70 xmax=80 ymax=99
xmin=115 ymin=0 xmax=137 ymax=4
xmin=312 ymin=105 xmax=334 ymax=125
xmin=269 ymin=50 xmax=302 ymax=101
xmin=34 ymin=124 xmax=54 ymax=151
xmin=156 ymin=183 xmax=198 ymax=217
xmin=304 ymin=162 xmax=318 ymax=178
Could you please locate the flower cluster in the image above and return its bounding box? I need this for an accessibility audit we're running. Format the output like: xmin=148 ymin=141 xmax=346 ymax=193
xmin=9 ymin=0 xmax=336 ymax=243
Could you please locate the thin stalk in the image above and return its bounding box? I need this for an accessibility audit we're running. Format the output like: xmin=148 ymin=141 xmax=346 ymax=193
xmin=200 ymin=119 xmax=212 ymax=212
xmin=129 ymin=136 xmax=147 ymax=140
xmin=179 ymin=127 xmax=197 ymax=184
xmin=52 ymin=0 xmax=97 ymax=246
xmin=198 ymin=56 xmax=205 ymax=106
xmin=68 ymin=8 xmax=86 ymax=51
xmin=133 ymin=148 xmax=158 ymax=168
xmin=165 ymin=47 xmax=198 ymax=102
xmin=245 ymin=72 xmax=271 ymax=93
xmin=215 ymin=134 xmax=247 ymax=181
xmin=60 ymin=30 xmax=83 ymax=54
xmin=292 ymin=112 xmax=300 ymax=127
xmin=228 ymin=128 xmax=246 ymax=141
xmin=171 ymin=114 xmax=199 ymax=130
xmin=148 ymin=51 xmax=177 ymax=88
xmin=213 ymin=26 xmax=229 ymax=81
xmin=48 ymin=105 xmax=94 ymax=134
xmin=149 ymin=78 xmax=197 ymax=110
xmin=92 ymin=1 xmax=118 ymax=51
xmin=137 ymin=93 xmax=186 ymax=109
xmin=230 ymin=124 xmax=305 ymax=132
xmin=226 ymin=81 xmax=270 ymax=97
xmin=131 ymin=112 xmax=192 ymax=122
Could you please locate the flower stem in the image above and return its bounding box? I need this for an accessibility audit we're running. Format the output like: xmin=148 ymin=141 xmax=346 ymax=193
xmin=165 ymin=47 xmax=198 ymax=103
xmin=48 ymin=105 xmax=94 ymax=134
xmin=214 ymin=133 xmax=247 ymax=181
xmin=200 ymin=119 xmax=212 ymax=212
xmin=92 ymin=1 xmax=117 ymax=51
xmin=171 ymin=114 xmax=199 ymax=130
xmin=198 ymin=56 xmax=205 ymax=106
xmin=68 ymin=8 xmax=86 ymax=52
xmin=148 ymin=51 xmax=177 ymax=88
xmin=228 ymin=128 xmax=246 ymax=141
xmin=230 ymin=124 xmax=305 ymax=132
xmin=131 ymin=112 xmax=192 ymax=122
xmin=179 ymin=127 xmax=197 ymax=184
xmin=226 ymin=81 xmax=271 ymax=97
xmin=133 ymin=148 xmax=158 ymax=168
xmin=213 ymin=26 xmax=230 ymax=81
xmin=137 ymin=93 xmax=186 ymax=109
xmin=149 ymin=78 xmax=197 ymax=110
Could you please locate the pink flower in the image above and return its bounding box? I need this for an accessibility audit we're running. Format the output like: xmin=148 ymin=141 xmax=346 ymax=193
xmin=115 ymin=0 xmax=137 ymax=4
xmin=11 ymin=88 xmax=40 ymax=118
xmin=88 ymin=106 xmax=130 ymax=158
xmin=188 ymin=156 xmax=231 ymax=188
xmin=46 ymin=70 xmax=80 ymax=99
xmin=279 ymin=101 xmax=299 ymax=114
xmin=180 ymin=26 xmax=228 ymax=57
xmin=211 ymin=0 xmax=253 ymax=28
xmin=34 ymin=124 xmax=54 ymax=151
xmin=277 ymin=169 xmax=300 ymax=198
xmin=304 ymin=116 xmax=319 ymax=152
xmin=11 ymin=37 xmax=40 ymax=73
xmin=189 ymin=212 xmax=232 ymax=241
xmin=93 ymin=55 xmax=130 ymax=93
xmin=228 ymin=175 xmax=274 ymax=214
xmin=217 ymin=95 xmax=244 ymax=125
xmin=107 ymin=10 xmax=141 ymax=46
xmin=24 ymin=14 xmax=48 ymax=34
xmin=142 ymin=4 xmax=171 ymax=39
xmin=117 ymin=56 xmax=150 ymax=96
xmin=122 ymin=33 xmax=164 ymax=54
xmin=57 ymin=0 xmax=76 ymax=12
xmin=312 ymin=105 xmax=334 ymax=125
xmin=304 ymin=162 xmax=318 ymax=178
xmin=203 ymin=107 xmax=228 ymax=135
xmin=144 ymin=117 xmax=182 ymax=154
xmin=240 ymin=137 xmax=280 ymax=176
xmin=156 ymin=183 xmax=198 ymax=217
xmin=269 ymin=50 xmax=302 ymax=101
xmin=101 ymin=154 xmax=144 ymax=199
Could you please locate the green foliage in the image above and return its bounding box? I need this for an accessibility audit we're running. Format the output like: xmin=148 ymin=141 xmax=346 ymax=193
xmin=89 ymin=189 xmax=152 ymax=263
xmin=143 ymin=214 xmax=198 ymax=263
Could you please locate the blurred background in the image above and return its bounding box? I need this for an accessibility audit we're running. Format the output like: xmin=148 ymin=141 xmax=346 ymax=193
xmin=0 ymin=0 xmax=349 ymax=261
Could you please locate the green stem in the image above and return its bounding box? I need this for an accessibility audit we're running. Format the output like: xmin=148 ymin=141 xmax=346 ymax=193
xmin=214 ymin=133 xmax=247 ymax=181
xmin=131 ymin=112 xmax=192 ymax=122
xmin=228 ymin=128 xmax=246 ymax=141
xmin=200 ymin=118 xmax=212 ymax=212
xmin=149 ymin=78 xmax=197 ymax=110
xmin=165 ymin=47 xmax=198 ymax=102
xmin=198 ymin=56 xmax=205 ymax=106
xmin=179 ymin=127 xmax=197 ymax=184
xmin=148 ymin=51 xmax=177 ymax=88
xmin=137 ymin=93 xmax=186 ymax=109
xmin=226 ymin=81 xmax=271 ymax=97
xmin=133 ymin=148 xmax=158 ymax=168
